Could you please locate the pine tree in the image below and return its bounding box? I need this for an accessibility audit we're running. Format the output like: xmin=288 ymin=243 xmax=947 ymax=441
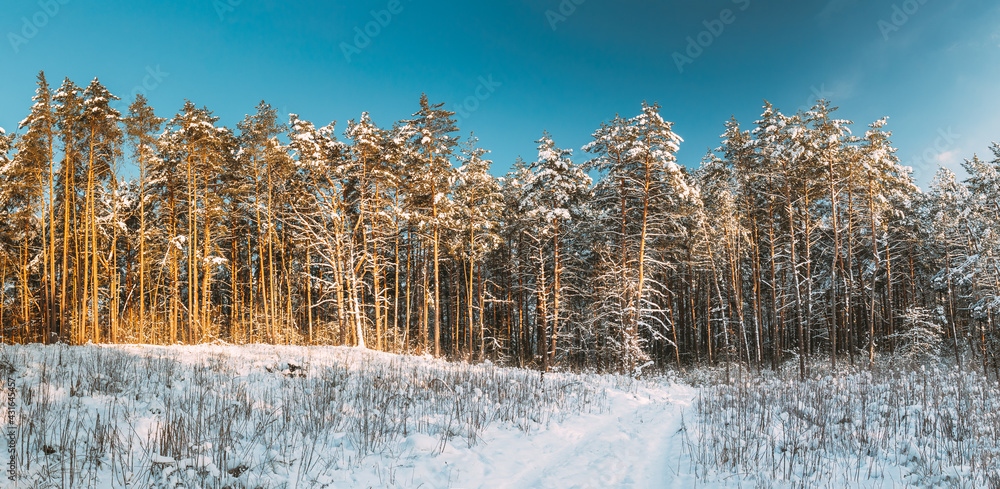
xmin=345 ymin=112 xmax=400 ymax=350
xmin=0 ymin=126 xmax=21 ymax=339
xmin=236 ymin=102 xmax=287 ymax=342
xmin=520 ymin=132 xmax=591 ymax=369
xmin=52 ymin=78 xmax=86 ymax=343
xmin=124 ymin=95 xmax=165 ymax=342
xmin=854 ymin=116 xmax=916 ymax=362
xmin=712 ymin=117 xmax=765 ymax=368
xmin=165 ymin=101 xmax=229 ymax=342
xmin=286 ymin=116 xmax=355 ymax=345
xmin=800 ymin=101 xmax=854 ymax=368
xmin=957 ymin=150 xmax=1000 ymax=373
xmin=78 ymin=78 xmax=123 ymax=342
xmin=932 ymin=167 xmax=983 ymax=359
xmin=751 ymin=103 xmax=812 ymax=378
xmin=893 ymin=305 xmax=945 ymax=365
xmin=498 ymin=158 xmax=533 ymax=364
xmin=584 ymin=102 xmax=697 ymax=372
xmin=696 ymin=151 xmax=749 ymax=372
xmin=404 ymin=94 xmax=458 ymax=356
xmin=286 ymin=114 xmax=346 ymax=343
xmin=16 ymin=71 xmax=58 ymax=342
xmin=453 ymin=136 xmax=503 ymax=358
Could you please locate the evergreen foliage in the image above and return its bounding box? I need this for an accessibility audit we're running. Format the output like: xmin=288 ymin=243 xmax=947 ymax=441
xmin=1 ymin=72 xmax=998 ymax=377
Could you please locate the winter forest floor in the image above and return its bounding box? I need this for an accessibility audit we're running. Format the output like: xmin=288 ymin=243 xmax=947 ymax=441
xmin=0 ymin=344 xmax=997 ymax=489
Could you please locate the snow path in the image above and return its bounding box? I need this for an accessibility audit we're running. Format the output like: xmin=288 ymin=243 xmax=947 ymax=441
xmin=436 ymin=382 xmax=698 ymax=489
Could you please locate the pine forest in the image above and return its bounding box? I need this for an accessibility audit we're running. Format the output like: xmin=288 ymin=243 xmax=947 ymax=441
xmin=4 ymin=71 xmax=1000 ymax=378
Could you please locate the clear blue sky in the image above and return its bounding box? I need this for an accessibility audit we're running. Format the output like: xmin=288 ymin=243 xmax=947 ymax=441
xmin=2 ymin=0 xmax=998 ymax=187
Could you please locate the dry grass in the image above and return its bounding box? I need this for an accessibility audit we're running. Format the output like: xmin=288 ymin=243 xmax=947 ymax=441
xmin=678 ymin=358 xmax=1000 ymax=488
xmin=1 ymin=344 xmax=609 ymax=488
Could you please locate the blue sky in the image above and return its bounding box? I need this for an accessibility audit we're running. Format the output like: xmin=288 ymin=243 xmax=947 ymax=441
xmin=2 ymin=0 xmax=998 ymax=187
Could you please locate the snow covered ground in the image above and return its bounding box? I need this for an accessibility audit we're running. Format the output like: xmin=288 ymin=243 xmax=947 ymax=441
xmin=682 ymin=362 xmax=1000 ymax=488
xmin=0 ymin=344 xmax=996 ymax=488
xmin=0 ymin=344 xmax=696 ymax=488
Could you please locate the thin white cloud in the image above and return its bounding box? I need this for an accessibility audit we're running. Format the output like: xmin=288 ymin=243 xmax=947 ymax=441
xmin=935 ymin=149 xmax=960 ymax=165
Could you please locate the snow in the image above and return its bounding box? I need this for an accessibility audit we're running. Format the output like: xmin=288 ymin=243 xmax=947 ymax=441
xmin=1 ymin=343 xmax=701 ymax=489
xmin=2 ymin=345 xmax=996 ymax=488
xmin=450 ymin=382 xmax=697 ymax=489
